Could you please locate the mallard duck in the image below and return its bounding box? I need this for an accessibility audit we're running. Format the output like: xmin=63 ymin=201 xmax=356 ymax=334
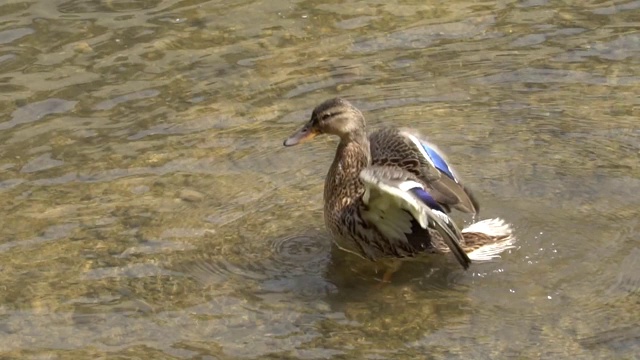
xmin=283 ymin=98 xmax=514 ymax=282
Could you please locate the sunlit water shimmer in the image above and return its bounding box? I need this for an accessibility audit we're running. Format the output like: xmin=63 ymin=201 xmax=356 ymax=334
xmin=0 ymin=0 xmax=639 ymax=359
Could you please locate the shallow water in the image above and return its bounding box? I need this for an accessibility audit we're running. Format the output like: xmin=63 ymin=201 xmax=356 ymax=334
xmin=0 ymin=0 xmax=639 ymax=358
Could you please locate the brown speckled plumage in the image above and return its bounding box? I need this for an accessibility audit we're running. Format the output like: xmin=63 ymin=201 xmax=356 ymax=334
xmin=283 ymin=98 xmax=513 ymax=274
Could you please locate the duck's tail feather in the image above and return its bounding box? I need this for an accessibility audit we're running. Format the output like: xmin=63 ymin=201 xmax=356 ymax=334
xmin=462 ymin=218 xmax=516 ymax=262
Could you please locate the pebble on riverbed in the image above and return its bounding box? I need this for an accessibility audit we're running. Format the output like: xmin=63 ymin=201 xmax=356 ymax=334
xmin=178 ymin=189 xmax=205 ymax=202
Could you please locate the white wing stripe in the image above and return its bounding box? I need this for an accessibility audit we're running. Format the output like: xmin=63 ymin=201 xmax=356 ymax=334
xmin=398 ymin=180 xmax=423 ymax=192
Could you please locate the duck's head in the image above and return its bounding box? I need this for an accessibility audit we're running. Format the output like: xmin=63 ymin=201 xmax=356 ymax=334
xmin=283 ymin=97 xmax=366 ymax=146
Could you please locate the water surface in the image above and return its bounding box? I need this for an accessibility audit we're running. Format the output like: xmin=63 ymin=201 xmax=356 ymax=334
xmin=0 ymin=0 xmax=639 ymax=359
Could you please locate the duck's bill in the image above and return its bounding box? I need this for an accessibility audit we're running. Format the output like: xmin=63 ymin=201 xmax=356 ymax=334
xmin=283 ymin=125 xmax=318 ymax=146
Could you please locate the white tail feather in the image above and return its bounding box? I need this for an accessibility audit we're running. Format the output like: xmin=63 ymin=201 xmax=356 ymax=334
xmin=463 ymin=218 xmax=516 ymax=262
xmin=466 ymin=239 xmax=515 ymax=261
xmin=462 ymin=218 xmax=512 ymax=237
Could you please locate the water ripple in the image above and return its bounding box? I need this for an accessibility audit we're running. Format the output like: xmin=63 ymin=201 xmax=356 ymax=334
xmin=0 ymin=99 xmax=77 ymax=131
xmin=0 ymin=27 xmax=34 ymax=45
xmin=269 ymin=234 xmax=330 ymax=271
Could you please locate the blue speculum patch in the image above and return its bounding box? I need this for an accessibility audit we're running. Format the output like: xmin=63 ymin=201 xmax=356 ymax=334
xmin=421 ymin=142 xmax=455 ymax=180
xmin=409 ymin=187 xmax=445 ymax=213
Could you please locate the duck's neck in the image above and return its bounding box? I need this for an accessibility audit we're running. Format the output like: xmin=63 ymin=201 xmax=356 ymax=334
xmin=324 ymin=130 xmax=371 ymax=204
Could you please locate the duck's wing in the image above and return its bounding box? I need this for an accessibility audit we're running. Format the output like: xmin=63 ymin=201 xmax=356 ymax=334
xmin=369 ymin=128 xmax=479 ymax=215
xmin=359 ymin=166 xmax=471 ymax=269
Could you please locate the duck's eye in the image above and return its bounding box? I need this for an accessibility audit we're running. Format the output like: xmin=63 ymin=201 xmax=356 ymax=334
xmin=321 ymin=113 xmax=331 ymax=121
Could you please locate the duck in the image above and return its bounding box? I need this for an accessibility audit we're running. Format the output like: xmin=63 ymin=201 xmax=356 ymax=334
xmin=283 ymin=98 xmax=515 ymax=282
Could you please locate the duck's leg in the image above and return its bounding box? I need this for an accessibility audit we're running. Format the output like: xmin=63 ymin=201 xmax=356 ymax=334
xmin=378 ymin=259 xmax=403 ymax=285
